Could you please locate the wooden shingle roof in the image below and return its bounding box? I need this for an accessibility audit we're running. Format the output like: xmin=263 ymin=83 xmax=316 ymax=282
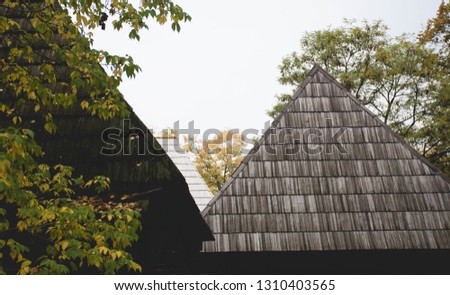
xmin=201 ymin=65 xmax=450 ymax=252
xmin=157 ymin=137 xmax=213 ymax=211
xmin=0 ymin=3 xmax=213 ymax=245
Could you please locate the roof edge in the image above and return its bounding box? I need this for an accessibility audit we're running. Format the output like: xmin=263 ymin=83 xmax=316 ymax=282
xmin=201 ymin=65 xmax=320 ymax=218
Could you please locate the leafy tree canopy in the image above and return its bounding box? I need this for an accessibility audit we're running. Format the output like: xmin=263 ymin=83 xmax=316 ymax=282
xmin=0 ymin=0 xmax=190 ymax=274
xmin=418 ymin=1 xmax=450 ymax=175
xmin=270 ymin=17 xmax=449 ymax=175
xmin=419 ymin=0 xmax=450 ymax=63
xmin=184 ymin=131 xmax=246 ymax=195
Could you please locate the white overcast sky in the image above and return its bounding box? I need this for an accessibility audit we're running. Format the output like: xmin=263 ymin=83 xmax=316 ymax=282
xmin=92 ymin=0 xmax=441 ymax=135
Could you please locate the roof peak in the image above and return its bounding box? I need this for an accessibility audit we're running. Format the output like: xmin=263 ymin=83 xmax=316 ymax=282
xmin=201 ymin=65 xmax=450 ymax=253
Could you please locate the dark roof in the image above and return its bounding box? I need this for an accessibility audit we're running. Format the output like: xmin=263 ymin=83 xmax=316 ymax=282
xmin=157 ymin=137 xmax=213 ymax=211
xmin=201 ymin=65 xmax=450 ymax=252
xmin=0 ymin=4 xmax=213 ymax=243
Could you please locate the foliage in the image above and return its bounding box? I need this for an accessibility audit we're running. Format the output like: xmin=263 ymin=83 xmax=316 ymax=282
xmin=418 ymin=1 xmax=450 ymax=175
xmin=419 ymin=0 xmax=450 ymax=63
xmin=160 ymin=127 xmax=179 ymax=138
xmin=276 ymin=19 xmax=388 ymax=105
xmin=0 ymin=0 xmax=190 ymax=274
xmin=0 ymin=128 xmax=142 ymax=274
xmin=184 ymin=131 xmax=246 ymax=195
xmin=270 ymin=19 xmax=449 ymax=175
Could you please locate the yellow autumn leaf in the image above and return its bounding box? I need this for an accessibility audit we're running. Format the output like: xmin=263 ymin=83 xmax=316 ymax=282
xmin=44 ymin=122 xmax=54 ymax=133
xmin=21 ymin=260 xmax=31 ymax=269
xmin=98 ymin=246 xmax=109 ymax=255
xmin=156 ymin=15 xmax=167 ymax=25
xmin=0 ymin=160 xmax=11 ymax=173
xmin=94 ymin=234 xmax=104 ymax=246
xmin=29 ymin=91 xmax=36 ymax=100
xmin=60 ymin=240 xmax=69 ymax=251
xmin=30 ymin=18 xmax=39 ymax=28
xmin=12 ymin=116 xmax=21 ymax=124
xmin=17 ymin=221 xmax=28 ymax=231
xmin=130 ymin=261 xmax=142 ymax=272
xmin=41 ymin=210 xmax=56 ymax=221
xmin=126 ymin=215 xmax=132 ymax=223
xmin=81 ymin=100 xmax=89 ymax=109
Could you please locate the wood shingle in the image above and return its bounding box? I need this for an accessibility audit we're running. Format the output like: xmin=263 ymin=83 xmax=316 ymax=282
xmin=157 ymin=137 xmax=213 ymax=211
xmin=201 ymin=66 xmax=450 ymax=253
xmin=1 ymin=3 xmax=213 ymax=273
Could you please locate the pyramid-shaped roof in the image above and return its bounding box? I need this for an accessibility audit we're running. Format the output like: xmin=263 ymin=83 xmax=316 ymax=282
xmin=202 ymin=65 xmax=450 ymax=252
xmin=157 ymin=137 xmax=213 ymax=210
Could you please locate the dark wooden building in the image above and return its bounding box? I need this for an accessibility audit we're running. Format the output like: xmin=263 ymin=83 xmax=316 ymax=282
xmin=156 ymin=136 xmax=214 ymax=211
xmin=1 ymin=3 xmax=212 ymax=274
xmin=200 ymin=66 xmax=450 ymax=274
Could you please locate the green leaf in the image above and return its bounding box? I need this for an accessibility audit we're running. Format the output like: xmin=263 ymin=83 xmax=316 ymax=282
xmin=35 ymin=22 xmax=47 ymax=33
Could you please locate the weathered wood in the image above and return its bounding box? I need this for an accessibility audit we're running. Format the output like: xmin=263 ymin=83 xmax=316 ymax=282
xmin=157 ymin=138 xmax=213 ymax=211
xmin=1 ymin=3 xmax=213 ymax=274
xmin=202 ymin=66 xmax=450 ymax=252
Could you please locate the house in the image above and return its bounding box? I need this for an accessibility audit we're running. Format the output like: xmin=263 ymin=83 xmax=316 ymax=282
xmin=0 ymin=3 xmax=212 ymax=274
xmin=157 ymin=136 xmax=213 ymax=211
xmin=199 ymin=66 xmax=450 ymax=274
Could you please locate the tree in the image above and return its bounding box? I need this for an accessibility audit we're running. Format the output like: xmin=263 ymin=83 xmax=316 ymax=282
xmin=0 ymin=0 xmax=190 ymax=274
xmin=270 ymin=19 xmax=448 ymax=175
xmin=419 ymin=0 xmax=450 ymax=64
xmin=185 ymin=131 xmax=246 ymax=195
xmin=271 ymin=19 xmax=388 ymax=119
xmin=417 ymin=1 xmax=450 ymax=175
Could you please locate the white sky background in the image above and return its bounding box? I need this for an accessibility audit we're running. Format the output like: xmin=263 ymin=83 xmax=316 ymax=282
xmin=92 ymin=0 xmax=441 ymax=135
